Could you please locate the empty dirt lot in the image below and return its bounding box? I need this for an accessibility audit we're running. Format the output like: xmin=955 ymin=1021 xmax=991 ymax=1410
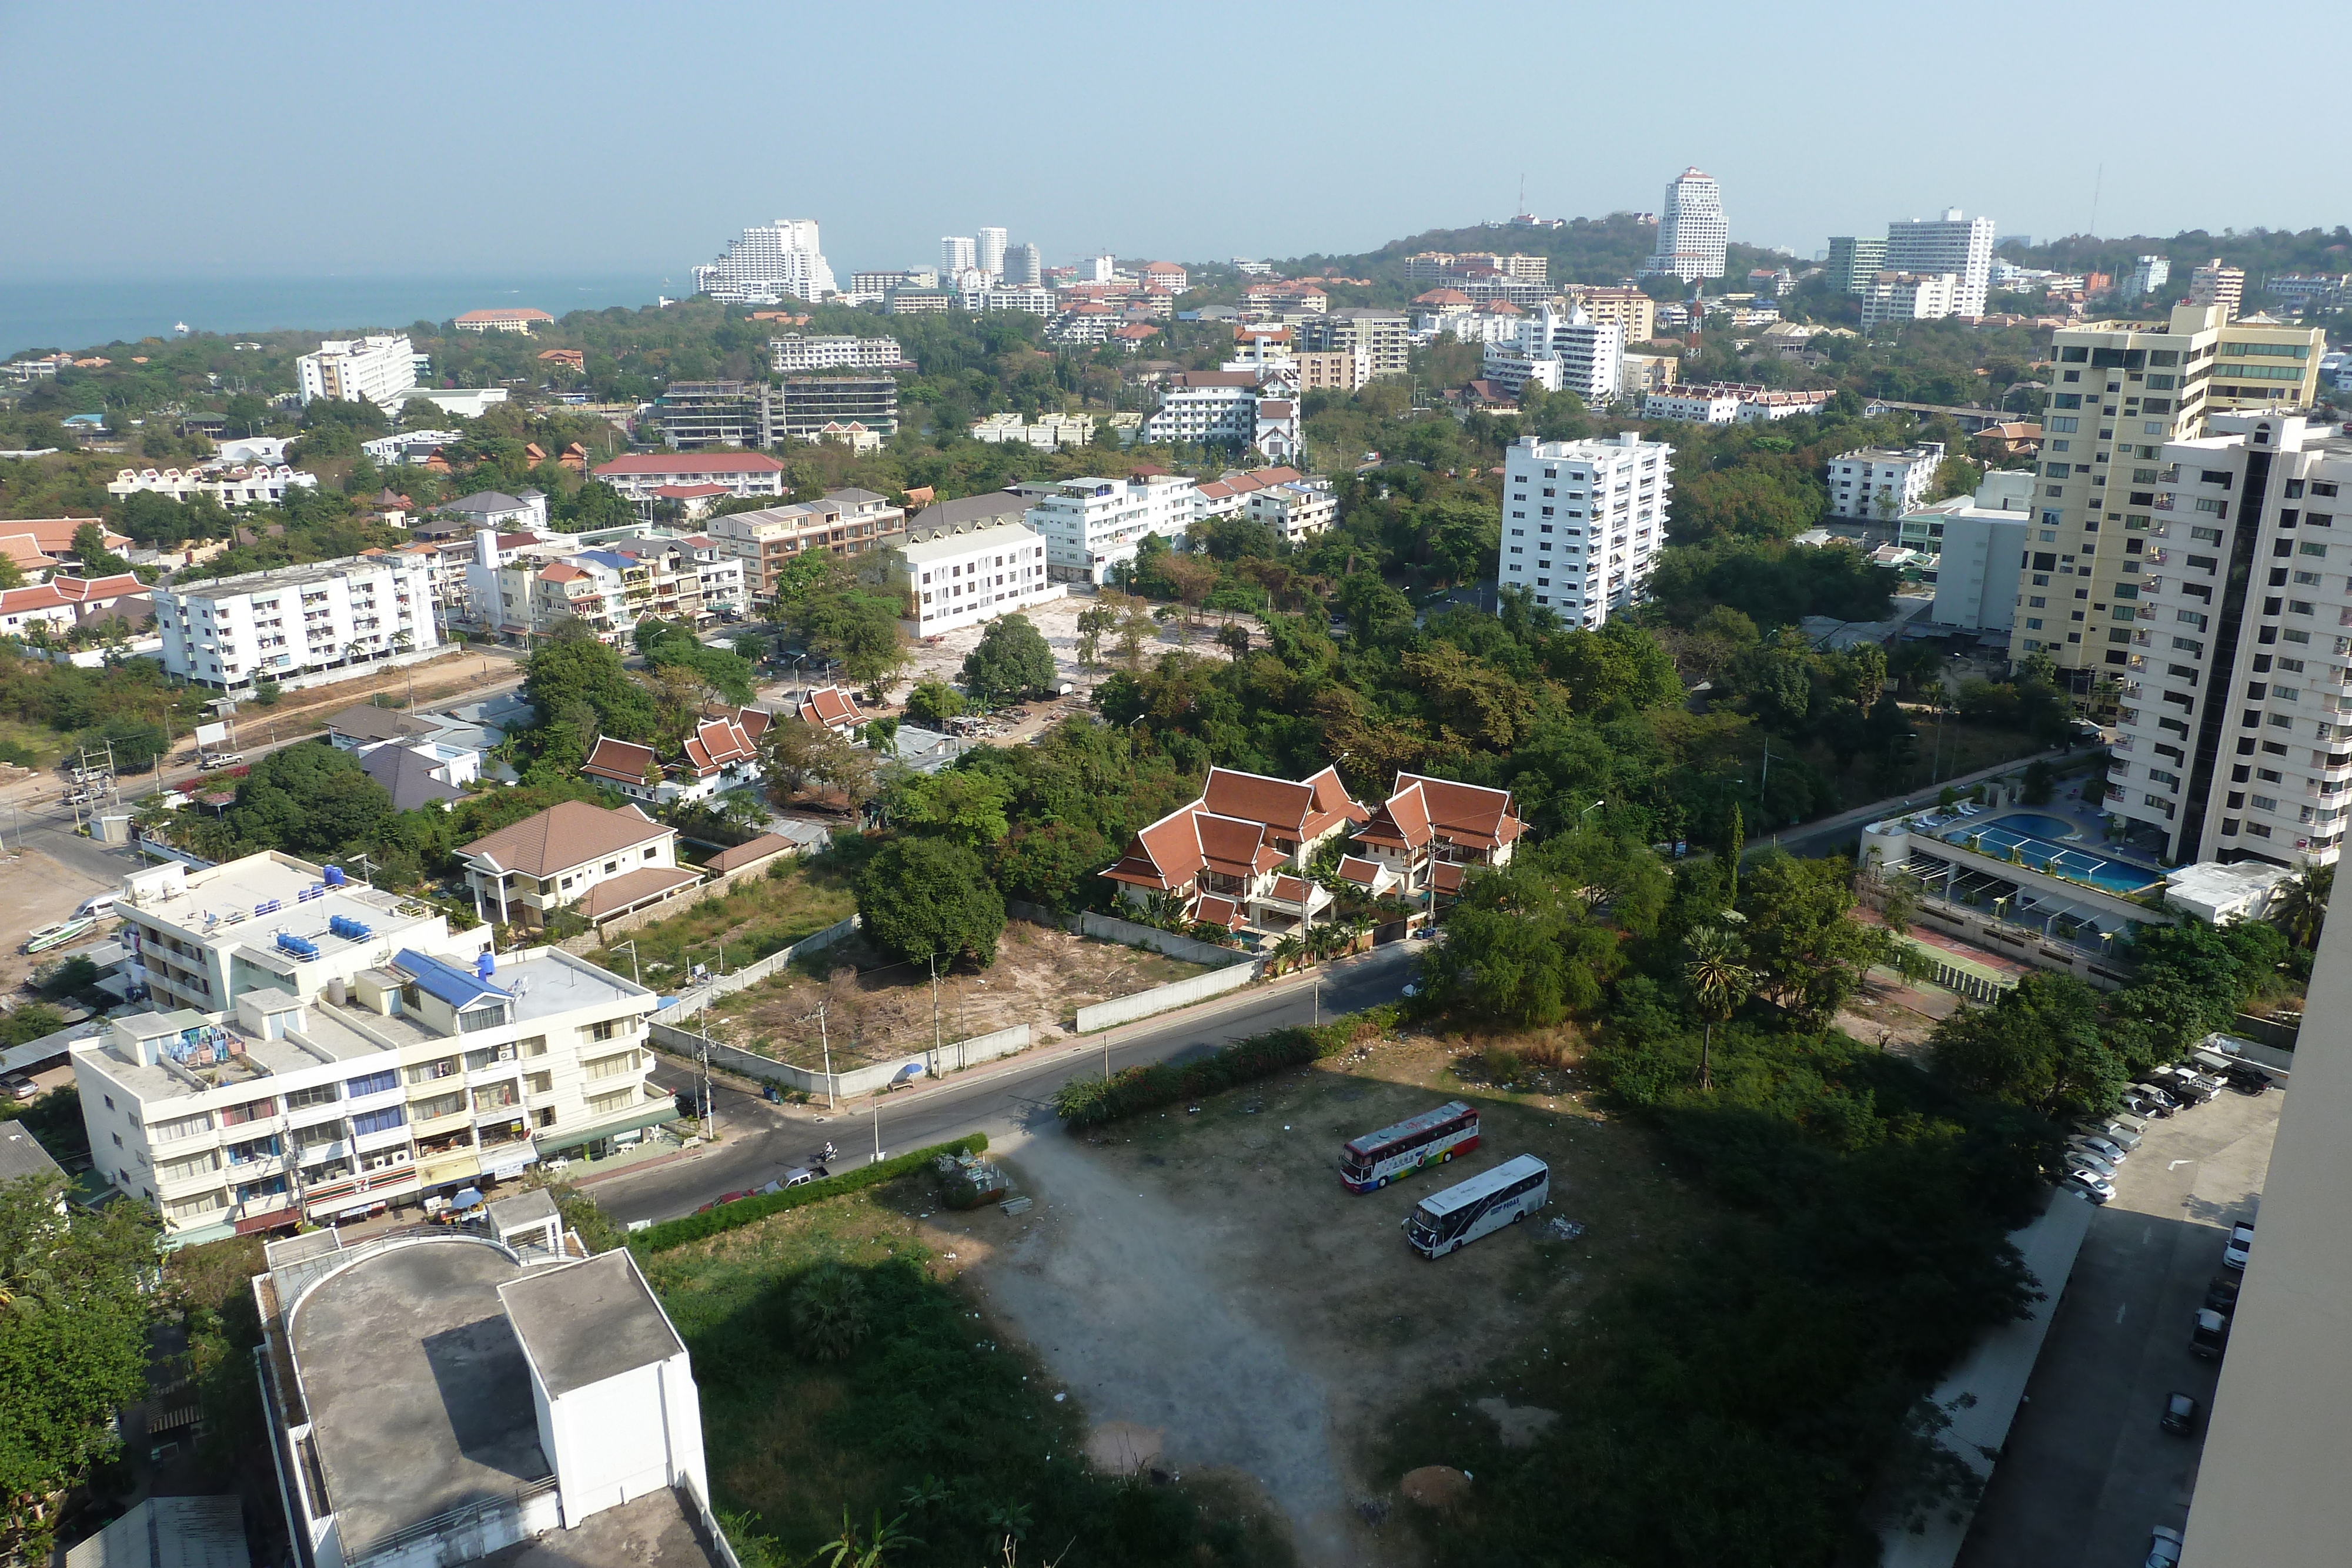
xmin=957 ymin=1028 xmax=1708 ymax=1567
xmin=0 ymin=845 xmax=111 ymax=994
xmin=706 ymin=919 xmax=1215 ymax=1071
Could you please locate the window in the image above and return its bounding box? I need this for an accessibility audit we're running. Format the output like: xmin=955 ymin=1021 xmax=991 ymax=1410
xmin=2301 ymin=541 xmax=2328 ymax=557
xmin=285 ymin=1082 xmax=338 ymax=1110
xmin=587 ymin=1088 xmax=635 ymax=1116
xmin=537 ymin=1108 xmax=557 ymax=1129
xmin=520 ymin=1035 xmax=548 ymax=1057
xmin=472 ymin=1082 xmax=519 ymax=1112
xmin=153 ymin=1111 xmax=212 ymax=1143
xmin=351 ymin=1105 xmax=406 ymax=1136
xmin=584 ymin=1049 xmax=640 ymax=1081
xmin=587 ymin=1019 xmax=618 ymax=1042
xmin=412 ymin=1089 xmax=465 ymax=1121
xmin=527 ymin=1071 xmax=553 ymax=1094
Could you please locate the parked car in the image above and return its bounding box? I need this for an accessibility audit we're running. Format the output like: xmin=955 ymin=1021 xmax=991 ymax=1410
xmin=2222 ymin=1063 xmax=2273 ymax=1094
xmin=2066 ymin=1168 xmax=2116 ymax=1205
xmin=73 ymin=892 xmax=117 ymax=920
xmin=2109 ymin=1111 xmax=2151 ymax=1135
xmin=2067 ymin=1148 xmax=2120 ymax=1181
xmin=691 ymin=1189 xmax=752 ymax=1215
xmin=2122 ymin=1092 xmax=2172 ymax=1120
xmin=2 ymin=1074 xmax=36 ymax=1103
xmin=2070 ymin=1134 xmax=2128 ymax=1165
xmin=2131 ymin=1082 xmax=2181 ymax=1112
xmin=2146 ymin=1524 xmax=2185 ymax=1567
xmin=2223 ymin=1221 xmax=2256 ymax=1271
xmin=197 ymin=752 xmax=243 ymax=770
xmin=2161 ymin=1392 xmax=2200 ymax=1435
xmin=2081 ymin=1119 xmax=2143 ymax=1152
xmin=2204 ymin=1273 xmax=2242 ymax=1313
xmin=2152 ymin=1066 xmax=2217 ymax=1104
xmin=2190 ymin=1307 xmax=2231 ymax=1359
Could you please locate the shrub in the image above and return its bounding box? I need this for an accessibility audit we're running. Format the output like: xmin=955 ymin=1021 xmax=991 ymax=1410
xmin=627 ymin=1134 xmax=987 ymax=1253
xmin=1053 ymin=1008 xmax=1398 ymax=1128
xmin=787 ymin=1264 xmax=871 ymax=1362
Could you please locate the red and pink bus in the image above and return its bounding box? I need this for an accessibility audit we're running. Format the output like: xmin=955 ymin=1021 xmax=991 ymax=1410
xmin=1339 ymin=1101 xmax=1480 ymax=1192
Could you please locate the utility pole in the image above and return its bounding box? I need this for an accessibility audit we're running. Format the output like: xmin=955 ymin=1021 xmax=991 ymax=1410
xmin=698 ymin=1011 xmax=719 ymax=1144
xmin=806 ymin=1000 xmax=834 ymax=1111
xmin=871 ymin=1086 xmax=883 ymax=1165
xmin=929 ymin=954 xmax=941 ymax=1066
xmin=611 ymin=939 xmax=640 ymax=988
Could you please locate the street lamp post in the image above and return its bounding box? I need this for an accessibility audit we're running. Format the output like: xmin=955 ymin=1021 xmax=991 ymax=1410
xmin=610 ymin=939 xmax=641 ymax=988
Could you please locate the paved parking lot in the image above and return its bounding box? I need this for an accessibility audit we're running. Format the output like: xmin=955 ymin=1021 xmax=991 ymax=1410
xmin=1956 ymin=1081 xmax=2281 ymax=1567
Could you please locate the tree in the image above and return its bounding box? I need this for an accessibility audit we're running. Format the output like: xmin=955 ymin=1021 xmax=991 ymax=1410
xmin=1927 ymin=972 xmax=2125 ymax=1121
xmin=787 ymin=1264 xmax=871 ymax=1363
xmin=960 ymin=615 xmax=1056 ymax=704
xmin=903 ymin=678 xmax=964 ymax=728
xmin=793 ymin=584 xmax=908 ymax=696
xmin=887 ymin=769 xmax=1013 ymax=852
xmin=1073 ymin=604 xmax=1117 ymax=670
xmin=522 ymin=636 xmax=659 ymax=744
xmin=1736 ymin=851 xmax=1896 ymax=1026
xmin=1682 ymin=926 xmax=1754 ymax=1092
xmin=69 ymin=524 xmax=131 ymax=579
xmin=856 ymin=837 xmax=1005 ymax=969
xmin=224 ymin=741 xmax=395 ymax=857
xmin=760 ymin=720 xmax=876 ymax=804
xmin=78 ymin=717 xmax=169 ymax=774
xmin=0 ymin=1174 xmax=158 ymax=1553
xmin=2270 ymin=861 xmax=2333 ymax=950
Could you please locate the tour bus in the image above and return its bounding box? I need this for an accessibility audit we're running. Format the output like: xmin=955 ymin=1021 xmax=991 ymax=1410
xmin=1405 ymin=1155 xmax=1550 ymax=1258
xmin=1338 ymin=1101 xmax=1481 ymax=1192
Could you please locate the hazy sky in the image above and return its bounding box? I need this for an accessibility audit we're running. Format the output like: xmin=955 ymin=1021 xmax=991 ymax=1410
xmin=4 ymin=0 xmax=2344 ymax=283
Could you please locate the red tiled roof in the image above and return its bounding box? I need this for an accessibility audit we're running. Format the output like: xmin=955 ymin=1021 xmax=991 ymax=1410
xmin=1337 ymin=855 xmax=1385 ymax=887
xmin=456 ymin=308 xmax=554 ymax=324
xmin=682 ymin=716 xmax=757 ymax=775
xmin=460 ymin=800 xmax=669 ymax=878
xmin=594 ymin=452 xmax=785 ymax=476
xmin=538 ymin=563 xmax=587 ymax=582
xmin=1355 ymin=782 xmax=1433 ymax=852
xmin=52 ymin=572 xmax=148 ymax=604
xmin=1394 ymin=773 xmax=1524 ymax=852
xmin=0 ymin=583 xmax=72 ymax=615
xmin=1193 ymin=895 xmax=1241 ymax=931
xmin=580 ymin=736 xmax=656 ymax=785
xmin=496 ymin=532 xmax=536 ymax=548
xmin=1268 ymin=874 xmax=1312 ymax=905
xmin=736 ymin=706 xmax=774 ymax=741
xmin=797 ymin=687 xmax=864 ymax=728
xmin=1431 ymin=862 xmax=1468 ymax=894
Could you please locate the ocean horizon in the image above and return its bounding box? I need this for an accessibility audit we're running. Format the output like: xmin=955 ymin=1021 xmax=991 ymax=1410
xmin=0 ymin=273 xmax=679 ymax=360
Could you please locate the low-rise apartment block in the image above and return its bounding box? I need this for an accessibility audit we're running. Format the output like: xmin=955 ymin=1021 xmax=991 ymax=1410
xmin=1298 ymin=310 xmax=1409 ymax=379
xmin=153 ymin=553 xmax=442 ymax=695
xmin=296 ymin=335 xmax=419 ymax=409
xmin=888 ymin=517 xmax=1058 ymax=636
xmin=107 ymin=462 xmax=318 ymax=507
xmin=651 ymin=381 xmax=777 ymax=449
xmin=453 ymin=307 xmax=554 ymax=334
xmin=2107 ymin=413 xmax=2352 ymax=868
xmin=1025 ymin=474 xmax=1199 ymax=583
xmin=1294 ymin=347 xmax=1369 ymax=392
xmin=461 ymin=800 xmax=696 ymax=929
xmin=1141 ymin=369 xmax=1301 ymax=458
xmin=1499 ymin=432 xmax=1673 ymax=627
xmin=1243 ymin=480 xmax=1337 ymax=543
xmin=1643 ymin=382 xmax=1831 ymax=424
xmin=768 ymin=333 xmax=908 ymax=372
xmin=1903 ymin=469 xmax=2036 ymax=631
xmin=780 ymin=376 xmax=899 ymax=440
xmin=1827 ymin=440 xmax=1946 ymax=520
xmin=590 ymin=451 xmax=786 ymax=504
xmin=706 ymin=489 xmax=908 ymax=598
xmin=1859 ymin=271 xmax=1959 ymax=326
xmin=1481 ymin=305 xmax=1623 ymax=404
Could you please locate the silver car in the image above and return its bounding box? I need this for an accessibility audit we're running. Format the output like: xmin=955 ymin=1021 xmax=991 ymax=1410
xmin=2072 ymin=1134 xmax=2128 ymax=1165
xmin=2067 ymin=1147 xmax=2120 ymax=1180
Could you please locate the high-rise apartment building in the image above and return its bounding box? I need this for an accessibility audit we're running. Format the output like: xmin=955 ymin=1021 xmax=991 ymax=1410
xmin=1479 ymin=305 xmax=1623 ymax=404
xmin=2104 ymin=413 xmax=2352 ymax=868
xmin=1498 ymin=432 xmax=1673 ymax=627
xmin=1826 ymin=236 xmax=1889 ymax=295
xmin=1006 ymin=243 xmax=1043 ymax=286
xmin=2125 ymin=255 xmax=2172 ymax=299
xmin=2010 ymin=303 xmax=2330 ymax=689
xmin=152 ymin=553 xmax=443 ymax=694
xmin=650 ymin=382 xmax=776 ymax=449
xmin=296 ymin=336 xmax=419 ymax=410
xmin=941 ymin=236 xmax=978 ymax=276
xmin=977 ymin=228 xmax=1007 ymax=279
xmin=768 ymin=333 xmax=908 ymax=373
xmin=1642 ymin=168 xmax=1728 ymax=282
xmin=1859 ymin=272 xmax=1960 ymax=327
xmin=1025 ymin=474 xmax=1200 ymax=584
xmin=2206 ymin=319 xmax=2327 ymax=412
xmin=1560 ymin=285 xmax=1657 ymax=345
xmin=1884 ymin=209 xmax=1996 ymax=316
xmin=1297 ymin=310 xmax=1411 ymax=380
xmin=2190 ymin=258 xmax=2246 ymax=320
xmin=691 ymin=219 xmax=836 ymax=305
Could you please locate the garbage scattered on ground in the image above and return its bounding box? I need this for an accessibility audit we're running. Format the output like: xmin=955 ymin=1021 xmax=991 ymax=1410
xmin=1000 ymin=1196 xmax=1033 ymax=1216
xmin=1548 ymin=1217 xmax=1586 ymax=1241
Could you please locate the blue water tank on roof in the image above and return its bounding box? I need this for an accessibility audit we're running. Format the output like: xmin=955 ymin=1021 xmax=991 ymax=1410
xmin=476 ymin=951 xmax=496 ymax=981
xmin=325 ymin=865 xmax=346 ymax=886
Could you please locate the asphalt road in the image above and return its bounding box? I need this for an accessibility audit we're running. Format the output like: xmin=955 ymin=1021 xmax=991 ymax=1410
xmin=1955 ymin=1082 xmax=2281 ymax=1567
xmin=590 ymin=945 xmax=1420 ymax=1226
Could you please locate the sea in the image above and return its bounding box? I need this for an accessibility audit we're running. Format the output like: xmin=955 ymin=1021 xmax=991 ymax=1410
xmin=0 ymin=273 xmax=676 ymax=359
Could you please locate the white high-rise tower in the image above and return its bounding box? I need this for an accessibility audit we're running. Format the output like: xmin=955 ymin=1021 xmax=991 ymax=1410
xmin=691 ymin=219 xmax=837 ymax=304
xmin=977 ymin=228 xmax=1008 ymax=280
xmin=1642 ymin=168 xmax=1728 ymax=282
xmin=941 ymin=236 xmax=978 ymax=277
xmin=1885 ymin=209 xmax=1996 ymax=316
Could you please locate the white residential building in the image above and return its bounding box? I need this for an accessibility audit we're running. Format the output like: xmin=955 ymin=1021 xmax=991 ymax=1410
xmin=1642 ymin=167 xmax=1728 ymax=282
xmin=1642 ymin=383 xmax=1830 ymax=424
xmin=1479 ymin=304 xmax=1623 ymax=403
xmin=941 ymin=236 xmax=978 ymax=276
xmin=887 ymin=518 xmax=1059 ymax=636
xmin=1499 ymin=432 xmax=1674 ymax=627
xmin=108 ymin=463 xmax=317 ymax=506
xmin=959 ymin=286 xmax=1057 ymax=316
xmin=2125 ymin=255 xmax=2172 ymax=299
xmin=296 ymin=335 xmax=418 ymax=409
xmin=768 ymin=333 xmax=907 ymax=372
xmin=2107 ymin=414 xmax=2352 ymax=868
xmin=1883 ymin=210 xmax=1996 ymax=316
xmin=78 ymin=864 xmax=669 ymax=1241
xmin=1244 ymin=482 xmax=1337 ymax=543
xmin=590 ymin=451 xmax=786 ymax=504
xmin=1141 ymin=367 xmax=1301 ymax=461
xmin=1906 ymin=469 xmax=2035 ymax=631
xmin=1007 ymin=243 xmax=1043 ymax=286
xmin=153 ymin=553 xmax=442 ymax=694
xmin=693 ymin=218 xmax=836 ymax=304
xmin=1827 ymin=441 xmax=1946 ymax=520
xmin=1026 ymin=474 xmax=1199 ymax=584
xmin=977 ymin=228 xmax=1007 ymax=279
xmin=1859 ymin=271 xmax=1960 ymax=327
xmin=2190 ymin=259 xmax=2246 ymax=320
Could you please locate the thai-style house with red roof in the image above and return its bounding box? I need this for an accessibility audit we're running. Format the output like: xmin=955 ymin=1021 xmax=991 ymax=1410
xmin=795 ymin=686 xmax=865 ymax=736
xmin=1102 ymin=765 xmax=1368 ymax=935
xmin=1353 ymin=773 xmax=1525 ymax=906
xmin=578 ymin=710 xmax=769 ymax=805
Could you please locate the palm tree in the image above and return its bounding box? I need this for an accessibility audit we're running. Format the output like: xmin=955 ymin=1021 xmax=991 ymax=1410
xmin=811 ymin=1510 xmax=919 ymax=1568
xmin=2271 ymin=861 xmax=2334 ymax=950
xmin=788 ymin=1265 xmax=870 ymax=1363
xmin=1683 ymin=926 xmax=1753 ymax=1094
xmin=1269 ymin=933 xmax=1304 ymax=975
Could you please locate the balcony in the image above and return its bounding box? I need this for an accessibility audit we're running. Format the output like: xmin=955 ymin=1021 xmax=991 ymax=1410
xmin=408 ymin=1104 xmax=470 ymax=1139
xmin=417 ymin=1149 xmax=480 ymax=1187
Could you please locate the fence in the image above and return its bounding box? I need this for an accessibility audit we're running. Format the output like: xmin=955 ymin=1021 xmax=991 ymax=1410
xmin=1074 ymin=962 xmax=1261 ymax=1032
xmin=651 ymin=1018 xmax=1033 ymax=1099
xmin=651 ymin=915 xmax=859 ymax=1023
xmin=1005 ymin=900 xmax=1247 ymax=969
xmin=586 ymin=842 xmax=806 ymax=941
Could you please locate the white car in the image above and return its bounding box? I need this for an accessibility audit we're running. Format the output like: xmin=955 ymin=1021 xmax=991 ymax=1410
xmin=2223 ymin=1221 xmax=2254 ymax=1271
xmin=2067 ymin=1168 xmax=2116 ymax=1205
xmin=74 ymin=892 xmax=118 ymax=920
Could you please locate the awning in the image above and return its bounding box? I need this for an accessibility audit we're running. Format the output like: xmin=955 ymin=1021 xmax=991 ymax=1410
xmin=537 ymin=1101 xmax=681 ymax=1155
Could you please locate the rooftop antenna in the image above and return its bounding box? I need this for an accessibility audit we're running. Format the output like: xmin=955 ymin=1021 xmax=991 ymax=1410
xmin=1518 ymin=172 xmax=1526 ymax=215
xmin=2089 ymin=162 xmax=2103 ymax=239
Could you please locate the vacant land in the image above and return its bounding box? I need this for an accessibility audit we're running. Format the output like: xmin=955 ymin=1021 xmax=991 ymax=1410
xmin=708 ymin=919 xmax=1211 ymax=1070
xmin=897 ymin=591 xmax=1261 ymax=703
xmin=0 ymin=845 xmax=111 ymax=994
xmin=585 ymin=859 xmax=858 ymax=987
xmin=639 ymin=1172 xmax=1292 ymax=1567
xmin=967 ymin=1027 xmax=1710 ymax=1567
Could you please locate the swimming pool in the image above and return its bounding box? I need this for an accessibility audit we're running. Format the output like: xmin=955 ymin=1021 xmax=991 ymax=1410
xmin=1982 ymin=813 xmax=2081 ymax=842
xmin=1939 ymin=818 xmax=2161 ymax=894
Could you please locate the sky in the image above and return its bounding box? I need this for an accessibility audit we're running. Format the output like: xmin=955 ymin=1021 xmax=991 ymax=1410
xmin=4 ymin=0 xmax=2347 ymax=285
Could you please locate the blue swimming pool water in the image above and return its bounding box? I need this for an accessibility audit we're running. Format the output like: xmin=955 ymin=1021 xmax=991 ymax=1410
xmin=1939 ymin=817 xmax=2162 ymax=894
xmin=1982 ymin=813 xmax=2081 ymax=841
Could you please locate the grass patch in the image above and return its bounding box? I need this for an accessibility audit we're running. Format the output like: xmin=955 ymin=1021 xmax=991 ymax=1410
xmin=642 ymin=1171 xmax=1289 ymax=1567
xmin=587 ymin=857 xmax=857 ymax=987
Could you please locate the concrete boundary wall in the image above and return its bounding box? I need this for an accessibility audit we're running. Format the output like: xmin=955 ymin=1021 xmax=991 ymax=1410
xmin=587 ymin=844 xmax=804 ymax=940
xmin=652 ymin=915 xmax=858 ymax=1023
xmin=1075 ymin=962 xmax=1259 ymax=1033
xmin=1005 ymin=900 xmax=1245 ymax=969
xmin=651 ymin=1019 xmax=1032 ymax=1100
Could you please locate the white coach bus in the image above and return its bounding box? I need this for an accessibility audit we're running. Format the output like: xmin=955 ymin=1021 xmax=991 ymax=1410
xmin=1404 ymin=1154 xmax=1550 ymax=1258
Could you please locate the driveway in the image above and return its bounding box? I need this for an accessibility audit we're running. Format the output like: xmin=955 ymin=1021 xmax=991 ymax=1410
xmin=1956 ymin=1083 xmax=2281 ymax=1567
